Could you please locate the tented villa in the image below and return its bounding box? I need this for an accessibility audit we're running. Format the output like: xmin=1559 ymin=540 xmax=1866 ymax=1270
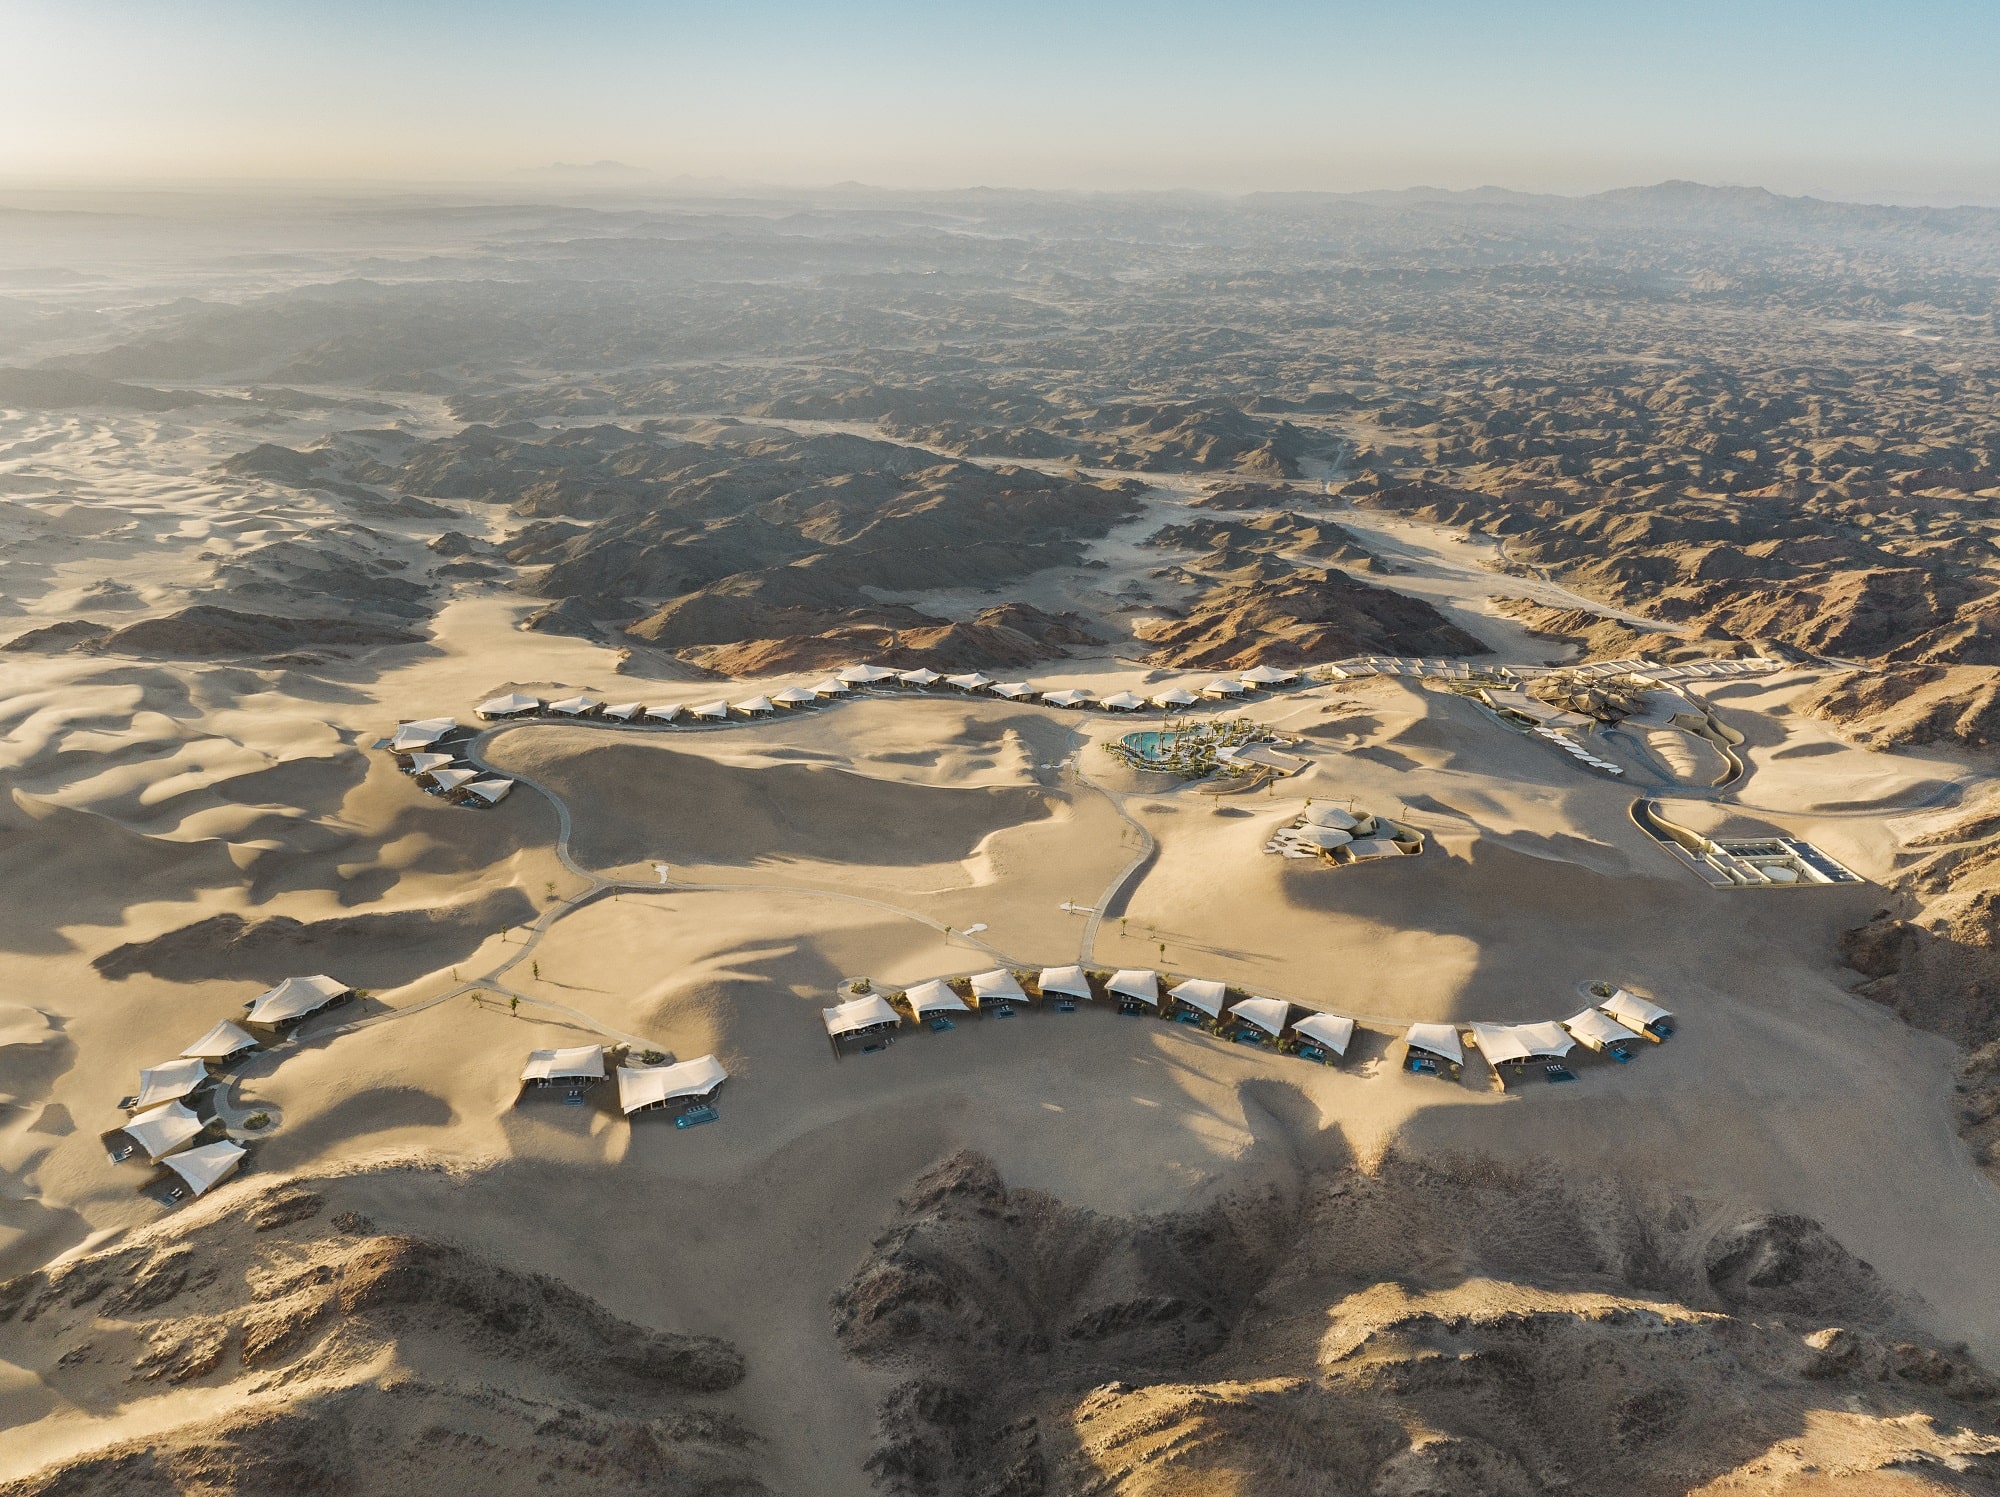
xmin=246 ymin=974 xmax=352 ymax=1029
xmin=132 ymin=1058 xmax=213 ymax=1110
xmin=181 ymin=1020 xmax=258 ymax=1066
xmin=1036 ymin=965 xmax=1094 ymax=1011
xmin=1468 ymin=1020 xmax=1579 ymax=1085
xmin=156 ymin=1138 xmax=247 ymax=1202
xmin=823 ymin=992 xmax=904 ymax=1052
xmin=901 ymin=979 xmax=971 ymax=1029
xmin=618 ymin=1055 xmax=728 ymax=1117
xmin=1404 ymin=1022 xmax=1465 ymax=1079
xmin=969 ymin=968 xmax=1028 ymax=1014
xmin=519 ymin=1045 xmax=607 ymax=1093
xmin=1107 ymin=969 xmax=1162 ymax=1014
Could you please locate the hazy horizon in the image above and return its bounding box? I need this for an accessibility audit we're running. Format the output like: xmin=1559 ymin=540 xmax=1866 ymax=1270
xmin=7 ymin=0 xmax=1999 ymax=206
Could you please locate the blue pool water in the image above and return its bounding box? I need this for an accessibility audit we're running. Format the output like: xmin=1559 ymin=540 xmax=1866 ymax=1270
xmin=1122 ymin=730 xmax=1180 ymax=763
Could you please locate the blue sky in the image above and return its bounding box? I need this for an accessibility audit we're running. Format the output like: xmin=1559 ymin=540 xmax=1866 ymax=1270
xmin=4 ymin=1 xmax=1996 ymax=200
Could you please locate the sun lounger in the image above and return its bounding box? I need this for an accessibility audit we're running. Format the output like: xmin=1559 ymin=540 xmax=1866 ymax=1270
xmin=675 ymin=1104 xmax=719 ymax=1128
xmin=1172 ymin=1009 xmax=1202 ymax=1026
xmin=1295 ymin=1044 xmax=1330 ymax=1064
xmin=1231 ymin=1028 xmax=1263 ymax=1045
xmin=928 ymin=1016 xmax=956 ymax=1032
xmin=1118 ymin=1000 xmax=1146 ymax=1016
xmin=1408 ymin=1055 xmax=1438 ymax=1075
xmin=563 ymin=1088 xmax=586 ymax=1105
xmin=1545 ymin=1064 xmax=1578 ymax=1083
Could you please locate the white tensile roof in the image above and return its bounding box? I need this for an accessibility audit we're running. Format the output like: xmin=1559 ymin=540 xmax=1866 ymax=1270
xmin=134 ymin=1058 xmax=212 ymax=1110
xmin=970 ymin=968 xmax=1026 ymax=1001
xmin=618 ymin=1055 xmax=727 ymax=1114
xmin=404 ymin=751 xmax=458 ymax=774
xmin=602 ymin=702 xmax=644 ymax=720
xmin=520 ymin=1044 xmax=606 ymax=1082
xmin=1292 ymin=1012 xmax=1356 ymax=1054
xmin=463 ymin=778 xmax=514 ymax=805
xmin=1168 ymin=977 xmax=1229 ymax=1017
xmin=1040 ymin=688 xmax=1091 ymax=707
xmin=733 ymin=695 xmax=775 ymax=714
xmin=388 ymin=717 xmax=458 ymax=752
xmin=1404 ymin=1022 xmax=1464 ymax=1064
xmin=1280 ymin=824 xmax=1351 ymax=849
xmin=1228 ymin=996 xmax=1291 ymax=1037
xmin=1563 ymin=1008 xmax=1642 ymax=1051
xmin=1099 ymin=691 xmax=1147 ymax=711
xmin=247 ymin=974 xmax=347 ymax=1025
xmin=902 ymin=979 xmax=971 ymax=1016
xmin=1239 ymin=665 xmax=1298 ymax=684
xmin=689 ymin=699 xmax=730 ymax=719
xmin=945 ymin=672 xmax=994 ymax=690
xmin=181 ymin=1020 xmax=257 ymax=1061
xmin=478 ymin=692 xmax=543 ymax=717
xmin=643 ymin=702 xmax=684 ymax=720
xmin=897 ymin=667 xmax=942 ymax=685
xmin=1107 ymin=968 xmax=1161 ymax=1004
xmin=1302 ymin=805 xmax=1359 ymax=829
xmin=1469 ymin=1021 xmax=1575 ymax=1064
xmin=546 ymin=694 xmax=601 ymax=715
xmin=811 ymin=678 xmax=851 ymax=695
xmin=1152 ymin=687 xmax=1199 ymax=708
xmin=1599 ymin=987 xmax=1670 ymax=1029
xmin=124 ymin=1100 xmax=205 ymax=1160
xmin=991 ymin=682 xmax=1034 ymax=699
xmin=1203 ymin=678 xmax=1247 ymax=695
xmin=772 ymin=686 xmax=819 ymax=704
xmin=163 ymin=1139 xmax=246 ymax=1197
xmin=838 ymin=664 xmax=897 ymax=684
xmin=429 ymin=766 xmax=481 ymax=793
xmin=1037 ymin=965 xmax=1093 ymax=999
xmin=824 ymin=993 xmax=904 ymax=1036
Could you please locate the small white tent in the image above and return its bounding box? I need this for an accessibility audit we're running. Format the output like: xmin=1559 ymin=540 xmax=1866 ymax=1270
xmin=133 ymin=1059 xmax=212 ymax=1110
xmin=162 ymin=1139 xmax=246 ymax=1198
xmin=1292 ymin=1012 xmax=1356 ymax=1055
xmin=732 ymin=695 xmax=776 ymax=715
xmin=1099 ymin=691 xmax=1147 ymax=712
xmin=1152 ymin=687 xmax=1199 ymax=708
xmin=688 ymin=700 xmax=730 ymax=720
xmin=1404 ymin=1022 xmax=1464 ymax=1066
xmin=823 ymin=993 xmax=904 ymax=1037
xmin=1599 ymin=988 xmax=1672 ymax=1037
xmin=247 ymin=974 xmax=349 ymax=1026
xmin=897 ymin=667 xmax=942 ymax=687
xmin=1228 ymin=996 xmax=1291 ymax=1038
xmin=546 ymin=695 xmax=602 ymax=717
xmin=837 ymin=664 xmax=897 ymax=685
xmin=969 ymin=969 xmax=1027 ymax=1003
xmin=772 ymin=686 xmax=819 ymax=706
xmin=181 ymin=1020 xmax=258 ymax=1063
xmin=477 ymin=692 xmax=543 ymax=719
xmin=387 ymin=717 xmax=458 ymax=752
xmin=1469 ymin=1021 xmax=1575 ymax=1065
xmin=1167 ymin=977 xmax=1229 ymax=1018
xmin=990 ymin=682 xmax=1034 ymax=700
xmin=1563 ymin=1008 xmax=1642 ymax=1053
xmin=1037 ymin=965 xmax=1093 ymax=1000
xmin=1040 ymin=688 xmax=1091 ymax=708
xmin=403 ymin=751 xmax=458 ymax=776
xmin=643 ymin=702 xmax=684 ymax=722
xmin=462 ymin=778 xmax=514 ymax=806
xmin=1239 ymin=665 xmax=1298 ymax=685
xmin=811 ymin=679 xmax=851 ymax=697
xmin=944 ymin=672 xmax=994 ymax=691
xmin=618 ymin=1056 xmax=727 ymax=1114
xmin=427 ymin=766 xmax=481 ymax=794
xmin=1107 ymin=969 xmax=1161 ymax=1006
xmin=123 ymin=1100 xmax=206 ymax=1160
xmin=520 ymin=1045 xmax=606 ymax=1084
xmin=601 ymin=702 xmax=645 ymax=721
xmin=1202 ymin=678 xmax=1248 ymax=697
xmin=902 ymin=979 xmax=971 ymax=1018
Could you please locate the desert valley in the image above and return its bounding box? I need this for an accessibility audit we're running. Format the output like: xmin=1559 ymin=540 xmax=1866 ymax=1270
xmin=2 ymin=183 xmax=2000 ymax=1494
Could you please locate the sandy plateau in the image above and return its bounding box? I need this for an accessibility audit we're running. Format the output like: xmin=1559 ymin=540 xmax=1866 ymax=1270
xmin=2 ymin=189 xmax=2000 ymax=1494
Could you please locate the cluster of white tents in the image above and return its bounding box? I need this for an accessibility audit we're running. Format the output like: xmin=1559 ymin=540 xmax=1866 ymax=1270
xmin=384 ymin=717 xmax=514 ymax=807
xmin=823 ymin=966 xmax=1361 ymax=1061
xmin=517 ymin=1043 xmax=729 ymax=1119
xmin=103 ymin=973 xmax=358 ymax=1203
xmin=474 ymin=663 xmax=1308 ymax=731
xmin=1407 ymin=987 xmax=1675 ymax=1084
xmin=1266 ymin=804 xmax=1418 ymax=863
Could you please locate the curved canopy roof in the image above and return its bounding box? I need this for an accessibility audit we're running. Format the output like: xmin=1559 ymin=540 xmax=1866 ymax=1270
xmin=427 ymin=766 xmax=480 ymax=792
xmin=618 ymin=1056 xmax=727 ymax=1113
xmin=1040 ymin=688 xmax=1091 ymax=708
xmin=1152 ymin=687 xmax=1198 ymax=708
xmin=248 ymin=974 xmax=347 ymax=1025
xmin=404 ymin=752 xmax=458 ymax=774
xmin=601 ymin=702 xmax=644 ymax=720
xmin=1239 ymin=665 xmax=1298 ymax=684
xmin=1098 ymin=691 xmax=1147 ymax=711
xmin=388 ymin=717 xmax=459 ymax=752
xmin=1280 ymin=825 xmax=1351 ymax=848
xmin=520 ymin=1045 xmax=606 ymax=1083
xmin=1037 ymin=965 xmax=1093 ymax=999
xmin=1167 ymin=977 xmax=1229 ymax=1017
xmin=463 ymin=778 xmax=513 ymax=805
xmin=1563 ymin=1008 xmax=1641 ymax=1051
xmin=1404 ymin=1022 xmax=1464 ymax=1065
xmin=810 ymin=679 xmax=851 ymax=695
xmin=897 ymin=667 xmax=942 ymax=686
xmin=643 ymin=702 xmax=684 ymax=719
xmin=1302 ymin=805 xmax=1360 ymax=829
xmin=1292 ymin=1012 xmax=1356 ymax=1054
xmin=135 ymin=1058 xmax=211 ymax=1110
xmin=944 ymin=672 xmax=994 ymax=690
xmin=1203 ymin=678 xmax=1247 ymax=694
xmin=124 ymin=1100 xmax=205 ymax=1160
xmin=970 ymin=968 xmax=1026 ymax=1001
xmin=990 ymin=682 xmax=1034 ymax=699
xmin=181 ymin=1020 xmax=257 ymax=1061
xmin=837 ymin=664 xmax=897 ymax=684
xmin=164 ymin=1139 xmax=246 ymax=1197
xmin=823 ymin=993 xmax=903 ymax=1036
xmin=1469 ymin=1021 xmax=1575 ymax=1064
xmin=477 ymin=692 xmax=542 ymax=717
xmin=1228 ymin=996 xmax=1290 ymax=1036
xmin=1599 ymin=988 xmax=1671 ymax=1029
xmin=903 ymin=979 xmax=970 ymax=1016
xmin=771 ymin=686 xmax=819 ymax=704
xmin=733 ymin=695 xmax=775 ymax=713
xmin=546 ymin=695 xmax=601 ymax=715
xmin=689 ymin=700 xmax=730 ymax=719
xmin=1107 ymin=969 xmax=1161 ymax=1004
